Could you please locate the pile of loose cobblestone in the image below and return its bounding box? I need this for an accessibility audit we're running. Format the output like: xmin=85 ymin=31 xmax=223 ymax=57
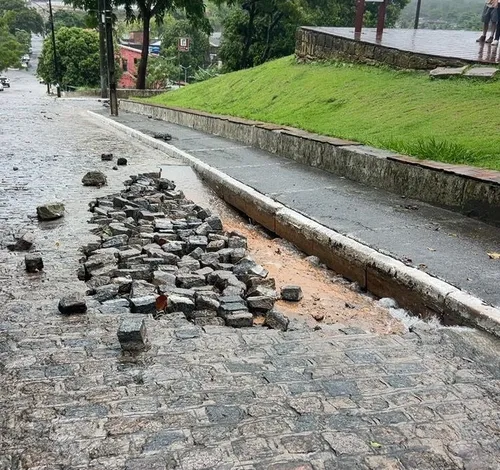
xmin=78 ymin=172 xmax=294 ymax=331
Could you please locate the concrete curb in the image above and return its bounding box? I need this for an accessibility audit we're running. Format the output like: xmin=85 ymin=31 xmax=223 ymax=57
xmin=88 ymin=110 xmax=500 ymax=338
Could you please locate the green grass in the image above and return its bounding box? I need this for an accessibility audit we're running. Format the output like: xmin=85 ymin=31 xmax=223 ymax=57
xmin=144 ymin=57 xmax=500 ymax=170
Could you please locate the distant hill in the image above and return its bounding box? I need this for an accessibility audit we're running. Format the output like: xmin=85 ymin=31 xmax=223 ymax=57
xmin=398 ymin=0 xmax=484 ymax=30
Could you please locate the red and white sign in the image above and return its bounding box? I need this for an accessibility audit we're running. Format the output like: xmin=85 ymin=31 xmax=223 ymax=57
xmin=178 ymin=37 xmax=191 ymax=52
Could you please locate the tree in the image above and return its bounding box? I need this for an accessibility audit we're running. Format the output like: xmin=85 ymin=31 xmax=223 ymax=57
xmin=14 ymin=28 xmax=31 ymax=53
xmin=0 ymin=0 xmax=44 ymax=35
xmin=217 ymin=0 xmax=307 ymax=72
xmin=217 ymin=0 xmax=411 ymax=72
xmin=146 ymin=56 xmax=178 ymax=87
xmin=120 ymin=0 xmax=210 ymax=89
xmin=49 ymin=10 xmax=89 ymax=30
xmin=37 ymin=26 xmax=101 ymax=88
xmin=0 ymin=17 xmax=22 ymax=71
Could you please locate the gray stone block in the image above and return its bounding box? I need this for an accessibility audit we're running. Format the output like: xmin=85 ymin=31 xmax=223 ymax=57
xmin=200 ymin=252 xmax=220 ymax=269
xmin=7 ymin=231 xmax=35 ymax=251
xmin=222 ymin=285 xmax=245 ymax=297
xmin=102 ymin=234 xmax=129 ymax=248
xmin=152 ymin=270 xmax=176 ymax=287
xmin=176 ymin=273 xmax=206 ymax=289
xmin=25 ymin=253 xmax=44 ymax=273
xmin=117 ymin=317 xmax=148 ymax=351
xmin=206 ymin=215 xmax=223 ymax=231
xmin=82 ymin=171 xmax=107 ymax=187
xmin=247 ymin=295 xmax=275 ymax=313
xmin=167 ymin=295 xmax=195 ymax=314
xmin=281 ymin=285 xmax=303 ymax=301
xmin=207 ymin=240 xmax=226 ymax=252
xmin=130 ymin=280 xmax=157 ymax=298
xmin=224 ymin=311 xmax=253 ymax=328
xmin=188 ymin=235 xmax=208 ymax=251
xmin=130 ymin=295 xmax=157 ymax=314
xmin=265 ymin=309 xmax=289 ymax=331
xmin=36 ymin=202 xmax=65 ymax=220
xmin=195 ymin=222 xmax=212 ymax=236
xmin=228 ymin=236 xmax=247 ymax=249
xmin=94 ymin=284 xmax=119 ymax=302
xmin=58 ymin=294 xmax=87 ymax=315
xmin=219 ymin=302 xmax=248 ymax=318
xmin=177 ymin=257 xmax=201 ymax=272
xmin=195 ymin=293 xmax=220 ymax=311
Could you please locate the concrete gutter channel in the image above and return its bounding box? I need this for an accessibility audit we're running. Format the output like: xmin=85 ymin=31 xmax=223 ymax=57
xmin=88 ymin=109 xmax=500 ymax=338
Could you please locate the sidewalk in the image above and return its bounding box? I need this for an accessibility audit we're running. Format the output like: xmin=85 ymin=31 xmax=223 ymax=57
xmin=97 ymin=109 xmax=500 ymax=309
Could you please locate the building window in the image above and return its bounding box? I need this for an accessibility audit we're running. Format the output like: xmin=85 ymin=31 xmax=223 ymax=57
xmin=122 ymin=59 xmax=128 ymax=72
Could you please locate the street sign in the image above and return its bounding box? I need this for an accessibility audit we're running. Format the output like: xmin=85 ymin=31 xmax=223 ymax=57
xmin=178 ymin=37 xmax=191 ymax=52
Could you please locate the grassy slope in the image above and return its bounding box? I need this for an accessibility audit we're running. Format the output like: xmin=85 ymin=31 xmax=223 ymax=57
xmin=145 ymin=57 xmax=500 ymax=170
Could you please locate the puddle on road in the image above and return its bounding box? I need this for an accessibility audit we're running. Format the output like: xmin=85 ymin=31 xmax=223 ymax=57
xmin=161 ymin=164 xmax=404 ymax=335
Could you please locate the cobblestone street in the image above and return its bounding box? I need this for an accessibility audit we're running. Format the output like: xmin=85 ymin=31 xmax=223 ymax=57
xmin=1 ymin=57 xmax=500 ymax=469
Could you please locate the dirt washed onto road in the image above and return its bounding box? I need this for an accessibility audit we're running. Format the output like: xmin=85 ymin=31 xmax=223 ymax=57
xmin=220 ymin=214 xmax=404 ymax=335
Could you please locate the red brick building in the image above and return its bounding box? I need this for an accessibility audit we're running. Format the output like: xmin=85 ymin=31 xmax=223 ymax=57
xmin=118 ymin=45 xmax=144 ymax=88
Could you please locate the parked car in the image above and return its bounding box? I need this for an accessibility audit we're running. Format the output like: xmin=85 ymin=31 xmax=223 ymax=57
xmin=0 ymin=77 xmax=10 ymax=88
xmin=0 ymin=83 xmax=4 ymax=92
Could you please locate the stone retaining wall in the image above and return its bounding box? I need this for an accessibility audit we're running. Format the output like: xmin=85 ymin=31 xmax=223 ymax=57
xmin=295 ymin=27 xmax=471 ymax=70
xmin=119 ymin=100 xmax=500 ymax=227
xmin=68 ymin=89 xmax=168 ymax=99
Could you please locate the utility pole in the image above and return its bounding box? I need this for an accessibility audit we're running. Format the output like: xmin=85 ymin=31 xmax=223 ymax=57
xmin=47 ymin=0 xmax=61 ymax=98
xmin=414 ymin=0 xmax=422 ymax=29
xmin=97 ymin=0 xmax=108 ymax=98
xmin=103 ymin=0 xmax=118 ymax=116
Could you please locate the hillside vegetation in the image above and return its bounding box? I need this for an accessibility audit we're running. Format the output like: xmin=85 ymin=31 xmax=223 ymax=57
xmin=145 ymin=57 xmax=500 ymax=170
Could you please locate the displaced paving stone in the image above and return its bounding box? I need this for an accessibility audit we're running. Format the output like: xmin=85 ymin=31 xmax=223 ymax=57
xmin=102 ymin=234 xmax=129 ymax=248
xmin=24 ymin=253 xmax=43 ymax=272
xmin=93 ymin=284 xmax=119 ymax=302
xmin=117 ymin=317 xmax=148 ymax=351
xmin=224 ymin=311 xmax=253 ymax=328
xmin=167 ymin=295 xmax=195 ymax=314
xmin=429 ymin=66 xmax=467 ymax=78
xmin=130 ymin=295 xmax=157 ymax=314
xmin=36 ymin=202 xmax=65 ymax=220
xmin=266 ymin=309 xmax=289 ymax=331
xmin=58 ymin=294 xmax=87 ymax=314
xmin=228 ymin=236 xmax=247 ymax=249
xmin=464 ymin=66 xmax=498 ymax=78
xmin=281 ymin=285 xmax=303 ymax=301
xmin=247 ymin=284 xmax=277 ymax=299
xmin=82 ymin=171 xmax=107 ymax=187
xmin=130 ymin=280 xmax=156 ymax=299
xmin=207 ymin=239 xmax=226 ymax=252
xmin=7 ymin=231 xmax=35 ymax=251
xmin=176 ymin=273 xmax=206 ymax=289
xmin=152 ymin=270 xmax=176 ymax=287
xmin=247 ymin=295 xmax=275 ymax=313
xmin=205 ymin=215 xmax=223 ymax=231
xmin=195 ymin=293 xmax=220 ymax=311
xmin=188 ymin=235 xmax=208 ymax=251
xmin=177 ymin=257 xmax=201 ymax=272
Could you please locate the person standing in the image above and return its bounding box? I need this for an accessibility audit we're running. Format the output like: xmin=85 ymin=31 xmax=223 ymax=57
xmin=477 ymin=0 xmax=498 ymax=43
xmin=494 ymin=7 xmax=500 ymax=45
